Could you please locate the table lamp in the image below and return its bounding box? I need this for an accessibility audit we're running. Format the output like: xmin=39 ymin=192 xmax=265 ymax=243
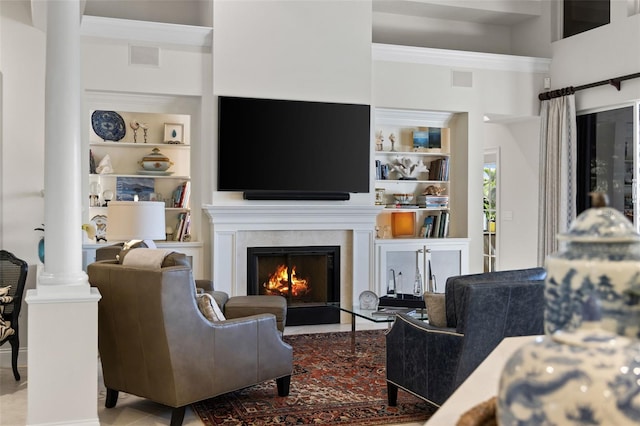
xmin=391 ymin=211 xmax=416 ymax=237
xmin=106 ymin=201 xmax=166 ymax=249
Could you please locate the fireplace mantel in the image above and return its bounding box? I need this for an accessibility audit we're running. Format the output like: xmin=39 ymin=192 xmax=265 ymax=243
xmin=203 ymin=204 xmax=382 ymax=306
xmin=203 ymin=204 xmax=382 ymax=228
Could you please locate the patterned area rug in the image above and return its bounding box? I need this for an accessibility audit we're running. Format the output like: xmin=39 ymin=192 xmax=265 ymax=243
xmin=192 ymin=329 xmax=435 ymax=425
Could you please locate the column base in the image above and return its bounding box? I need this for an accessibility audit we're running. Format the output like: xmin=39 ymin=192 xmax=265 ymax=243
xmin=25 ymin=288 xmax=101 ymax=426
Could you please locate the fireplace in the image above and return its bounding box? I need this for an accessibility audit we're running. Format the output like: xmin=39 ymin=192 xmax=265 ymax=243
xmin=247 ymin=246 xmax=340 ymax=325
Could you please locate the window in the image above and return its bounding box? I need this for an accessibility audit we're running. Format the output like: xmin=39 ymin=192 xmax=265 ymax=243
xmin=576 ymin=105 xmax=635 ymax=224
xmin=483 ymin=149 xmax=498 ymax=272
xmin=563 ymin=0 xmax=610 ymax=38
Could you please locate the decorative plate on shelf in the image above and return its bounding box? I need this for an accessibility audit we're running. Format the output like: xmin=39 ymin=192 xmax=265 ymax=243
xmin=359 ymin=290 xmax=379 ymax=310
xmin=91 ymin=110 xmax=126 ymax=141
xmin=90 ymin=214 xmax=108 ymax=243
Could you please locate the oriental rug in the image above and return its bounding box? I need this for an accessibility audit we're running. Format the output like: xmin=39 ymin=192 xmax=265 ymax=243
xmin=192 ymin=329 xmax=435 ymax=425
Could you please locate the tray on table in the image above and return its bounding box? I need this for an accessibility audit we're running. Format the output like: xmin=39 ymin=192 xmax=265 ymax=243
xmin=378 ymin=294 xmax=426 ymax=309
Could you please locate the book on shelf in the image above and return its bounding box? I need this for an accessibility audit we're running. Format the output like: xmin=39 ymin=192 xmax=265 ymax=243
xmin=420 ymin=215 xmax=434 ymax=238
xmin=385 ymin=204 xmax=419 ymax=209
xmin=173 ymin=211 xmax=191 ymax=241
xmin=428 ymin=158 xmax=449 ymax=181
xmin=424 ymin=195 xmax=449 ymax=208
xmin=420 ymin=212 xmax=450 ymax=238
xmin=172 ymin=181 xmax=191 ymax=208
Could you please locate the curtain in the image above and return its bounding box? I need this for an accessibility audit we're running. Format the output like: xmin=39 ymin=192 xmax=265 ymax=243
xmin=537 ymin=95 xmax=577 ymax=265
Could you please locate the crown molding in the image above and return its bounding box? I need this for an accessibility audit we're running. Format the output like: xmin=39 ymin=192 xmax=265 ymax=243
xmin=373 ymin=43 xmax=551 ymax=74
xmin=375 ymin=108 xmax=455 ymax=127
xmin=80 ymin=15 xmax=212 ymax=48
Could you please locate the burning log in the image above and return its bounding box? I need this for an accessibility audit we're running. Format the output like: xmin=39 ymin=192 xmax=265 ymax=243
xmin=263 ymin=264 xmax=311 ymax=297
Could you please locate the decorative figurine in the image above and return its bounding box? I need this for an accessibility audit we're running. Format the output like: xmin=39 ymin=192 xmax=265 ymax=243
xmin=130 ymin=120 xmax=140 ymax=143
xmin=390 ymin=157 xmax=428 ymax=180
xmin=140 ymin=122 xmax=149 ymax=143
xmin=422 ymin=185 xmax=446 ymax=196
xmin=389 ymin=133 xmax=397 ymax=152
xmin=95 ymin=154 xmax=113 ymax=174
xmin=375 ymin=130 xmax=384 ymax=151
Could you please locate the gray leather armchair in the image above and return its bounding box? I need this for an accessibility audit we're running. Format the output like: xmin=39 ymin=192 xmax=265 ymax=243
xmin=386 ymin=267 xmax=546 ymax=408
xmin=88 ymin=260 xmax=293 ymax=426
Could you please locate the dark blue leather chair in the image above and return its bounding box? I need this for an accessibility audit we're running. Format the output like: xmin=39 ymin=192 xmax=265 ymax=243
xmin=386 ymin=267 xmax=546 ymax=407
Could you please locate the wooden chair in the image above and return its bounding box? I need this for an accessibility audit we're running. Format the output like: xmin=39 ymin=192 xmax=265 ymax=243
xmin=0 ymin=250 xmax=29 ymax=380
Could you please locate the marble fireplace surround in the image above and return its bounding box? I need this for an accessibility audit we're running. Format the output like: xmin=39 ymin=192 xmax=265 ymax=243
xmin=203 ymin=205 xmax=381 ymax=309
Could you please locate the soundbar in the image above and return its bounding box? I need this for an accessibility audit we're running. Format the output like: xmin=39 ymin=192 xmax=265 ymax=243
xmin=243 ymin=191 xmax=350 ymax=201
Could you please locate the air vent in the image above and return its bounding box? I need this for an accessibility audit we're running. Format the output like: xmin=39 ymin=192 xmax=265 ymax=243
xmin=129 ymin=45 xmax=160 ymax=67
xmin=451 ymin=70 xmax=473 ymax=88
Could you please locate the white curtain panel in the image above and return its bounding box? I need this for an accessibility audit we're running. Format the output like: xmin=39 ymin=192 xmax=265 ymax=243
xmin=537 ymin=95 xmax=577 ymax=265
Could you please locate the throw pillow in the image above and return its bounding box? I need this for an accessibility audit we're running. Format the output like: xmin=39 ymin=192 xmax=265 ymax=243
xmin=161 ymin=252 xmax=190 ymax=268
xmin=117 ymin=241 xmax=150 ymax=263
xmin=424 ymin=292 xmax=446 ymax=327
xmin=0 ymin=285 xmax=11 ymax=297
xmin=197 ymin=293 xmax=226 ymax=322
xmin=121 ymin=248 xmax=174 ymax=269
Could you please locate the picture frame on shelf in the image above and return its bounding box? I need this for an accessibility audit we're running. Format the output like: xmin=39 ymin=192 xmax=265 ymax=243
xmin=412 ymin=130 xmax=429 ymax=150
xmin=116 ymin=177 xmax=155 ymax=201
xmin=164 ymin=123 xmax=184 ymax=144
xmin=413 ymin=128 xmax=442 ymax=151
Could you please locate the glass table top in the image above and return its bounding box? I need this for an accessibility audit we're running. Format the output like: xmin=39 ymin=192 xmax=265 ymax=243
xmin=328 ymin=302 xmax=428 ymax=323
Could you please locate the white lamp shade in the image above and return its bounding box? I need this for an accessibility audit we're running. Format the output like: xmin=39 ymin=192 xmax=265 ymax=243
xmin=106 ymin=201 xmax=166 ymax=242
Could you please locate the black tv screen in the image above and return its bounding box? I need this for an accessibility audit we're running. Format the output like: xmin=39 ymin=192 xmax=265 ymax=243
xmin=217 ymin=96 xmax=371 ymax=194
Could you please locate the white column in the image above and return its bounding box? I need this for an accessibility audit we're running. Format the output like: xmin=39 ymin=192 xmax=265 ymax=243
xmin=25 ymin=1 xmax=101 ymax=425
xmin=37 ymin=0 xmax=87 ymax=295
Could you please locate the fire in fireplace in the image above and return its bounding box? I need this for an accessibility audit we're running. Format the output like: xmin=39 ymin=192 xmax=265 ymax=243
xmin=247 ymin=246 xmax=340 ymax=326
xmin=263 ymin=264 xmax=311 ymax=298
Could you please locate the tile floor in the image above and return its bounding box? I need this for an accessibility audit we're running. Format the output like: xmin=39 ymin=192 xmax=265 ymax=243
xmin=0 ymin=322 xmax=426 ymax=425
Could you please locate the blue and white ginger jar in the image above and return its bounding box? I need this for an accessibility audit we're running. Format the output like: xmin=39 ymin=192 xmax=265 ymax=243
xmin=498 ymin=298 xmax=640 ymax=425
xmin=545 ymin=201 xmax=640 ymax=338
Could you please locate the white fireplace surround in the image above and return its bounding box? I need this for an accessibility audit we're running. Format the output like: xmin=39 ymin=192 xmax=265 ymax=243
xmin=203 ymin=204 xmax=382 ymax=307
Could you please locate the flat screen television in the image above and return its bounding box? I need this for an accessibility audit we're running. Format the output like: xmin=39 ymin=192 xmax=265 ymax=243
xmin=217 ymin=96 xmax=371 ymax=198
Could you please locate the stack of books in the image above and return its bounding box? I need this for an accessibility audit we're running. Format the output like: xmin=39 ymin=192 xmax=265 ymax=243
xmin=428 ymin=158 xmax=449 ymax=181
xmin=172 ymin=181 xmax=191 ymax=208
xmin=420 ymin=212 xmax=450 ymax=238
xmin=173 ymin=211 xmax=191 ymax=241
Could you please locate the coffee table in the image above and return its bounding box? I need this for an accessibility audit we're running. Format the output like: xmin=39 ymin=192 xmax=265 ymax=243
xmin=328 ymin=302 xmax=428 ymax=332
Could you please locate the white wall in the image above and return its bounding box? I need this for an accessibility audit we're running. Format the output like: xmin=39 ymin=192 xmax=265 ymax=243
xmin=1 ymin=1 xmax=46 ymax=265
xmin=549 ymin=10 xmax=640 ymax=113
xmin=372 ymin=12 xmax=513 ymax=54
xmin=213 ymin=0 xmax=372 ymax=103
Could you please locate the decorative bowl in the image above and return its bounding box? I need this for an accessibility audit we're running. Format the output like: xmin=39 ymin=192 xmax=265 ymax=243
xmin=393 ymin=193 xmax=414 ymax=204
xmin=139 ymin=148 xmax=174 ymax=172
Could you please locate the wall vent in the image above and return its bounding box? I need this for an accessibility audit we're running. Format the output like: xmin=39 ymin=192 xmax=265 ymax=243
xmin=451 ymin=70 xmax=473 ymax=88
xmin=129 ymin=45 xmax=160 ymax=67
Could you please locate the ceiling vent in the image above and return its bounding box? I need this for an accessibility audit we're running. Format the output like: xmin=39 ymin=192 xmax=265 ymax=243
xmin=129 ymin=45 xmax=160 ymax=67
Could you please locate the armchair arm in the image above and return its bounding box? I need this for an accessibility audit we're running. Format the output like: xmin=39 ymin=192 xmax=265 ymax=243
xmin=195 ymin=279 xmax=214 ymax=292
xmin=211 ymin=314 xmax=292 ymax=384
xmin=386 ymin=314 xmax=464 ymax=406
